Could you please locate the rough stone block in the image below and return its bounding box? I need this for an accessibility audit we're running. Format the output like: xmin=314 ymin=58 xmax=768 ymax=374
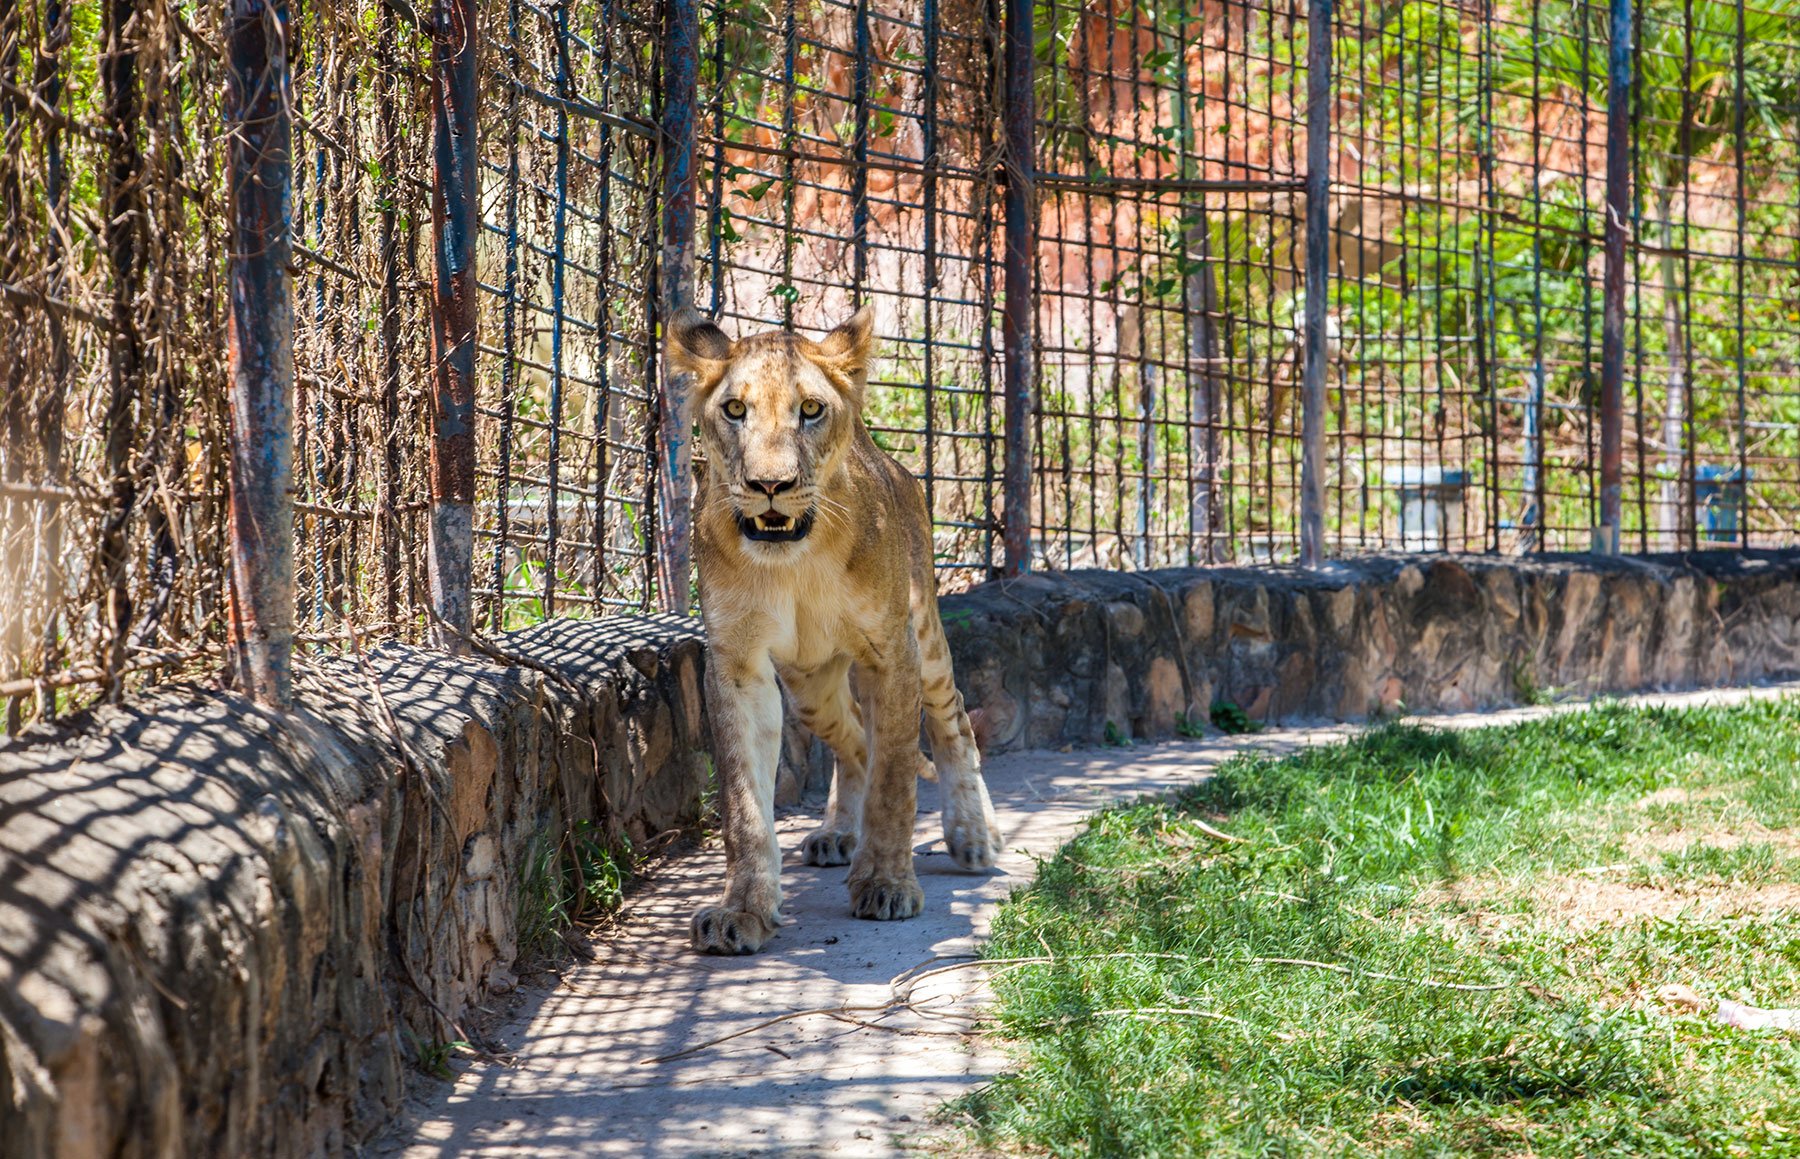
xmin=939 ymin=552 xmax=1800 ymax=752
xmin=2 ymin=618 xmax=711 ymax=1159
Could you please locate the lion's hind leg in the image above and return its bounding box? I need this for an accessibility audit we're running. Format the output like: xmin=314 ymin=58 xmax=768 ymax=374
xmin=781 ymin=656 xmax=869 ymax=867
xmin=916 ymin=614 xmax=1002 ymax=870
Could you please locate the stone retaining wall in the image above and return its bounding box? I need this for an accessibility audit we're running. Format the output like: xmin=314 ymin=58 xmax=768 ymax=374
xmin=948 ymin=552 xmax=1800 ymax=752
xmin=0 ymin=617 xmax=714 ymax=1159
xmin=4 ymin=551 xmax=1799 ymax=1156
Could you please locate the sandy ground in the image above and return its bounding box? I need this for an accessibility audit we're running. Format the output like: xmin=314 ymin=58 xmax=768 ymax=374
xmin=383 ymin=681 xmax=1800 ymax=1158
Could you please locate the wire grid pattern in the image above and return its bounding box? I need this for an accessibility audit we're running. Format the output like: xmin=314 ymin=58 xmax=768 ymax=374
xmin=477 ymin=0 xmax=665 ymax=628
xmin=1325 ymin=0 xmax=1800 ymax=554
xmin=695 ymin=0 xmax=1007 ymax=589
xmin=0 ymin=0 xmax=240 ymax=730
xmin=3 ymin=0 xmax=1800 ymax=732
xmin=1330 ymin=0 xmax=1492 ymax=553
xmin=1031 ymin=0 xmax=1309 ymax=568
xmin=1620 ymin=0 xmax=1800 ymax=552
xmin=292 ymin=0 xmax=436 ymax=642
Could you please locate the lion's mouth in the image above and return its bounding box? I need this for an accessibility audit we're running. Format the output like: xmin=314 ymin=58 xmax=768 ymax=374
xmin=737 ymin=507 xmax=815 ymax=543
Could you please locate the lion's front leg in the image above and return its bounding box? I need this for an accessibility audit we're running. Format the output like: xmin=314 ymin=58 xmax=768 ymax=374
xmin=692 ymin=651 xmax=784 ymax=954
xmin=847 ymin=657 xmax=925 ymax=921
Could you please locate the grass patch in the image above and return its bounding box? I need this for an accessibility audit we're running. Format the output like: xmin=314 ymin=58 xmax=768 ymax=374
xmin=406 ymin=1031 xmax=473 ymax=1080
xmin=959 ymin=700 xmax=1800 ymax=1157
xmin=518 ymin=818 xmax=637 ymax=960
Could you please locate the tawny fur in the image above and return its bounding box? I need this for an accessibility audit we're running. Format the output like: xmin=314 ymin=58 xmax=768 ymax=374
xmin=667 ymin=306 xmax=1003 ymax=955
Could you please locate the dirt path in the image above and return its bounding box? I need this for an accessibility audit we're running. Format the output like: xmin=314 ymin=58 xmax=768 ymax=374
xmin=384 ymin=682 xmax=1799 ymax=1158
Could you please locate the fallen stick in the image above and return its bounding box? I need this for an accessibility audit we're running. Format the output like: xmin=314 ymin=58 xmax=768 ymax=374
xmin=638 ymin=999 xmax=940 ymax=1064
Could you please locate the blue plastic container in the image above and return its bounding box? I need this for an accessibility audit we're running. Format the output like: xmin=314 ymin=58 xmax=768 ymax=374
xmin=1694 ymin=464 xmax=1749 ymax=544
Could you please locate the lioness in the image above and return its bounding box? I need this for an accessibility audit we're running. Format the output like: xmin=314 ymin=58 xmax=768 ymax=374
xmin=667 ymin=306 xmax=1003 ymax=955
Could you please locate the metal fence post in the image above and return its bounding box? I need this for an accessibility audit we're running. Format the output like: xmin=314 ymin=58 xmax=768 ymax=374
xmin=99 ymin=0 xmax=142 ymax=698
xmin=1299 ymin=0 xmax=1333 ymax=568
xmin=657 ymin=0 xmax=699 ymax=613
xmin=1185 ymin=218 xmax=1221 ymax=564
xmin=35 ymin=0 xmax=69 ymax=720
xmin=850 ymin=0 xmax=871 ymax=294
xmin=376 ymin=3 xmax=404 ymax=628
xmin=1001 ymin=0 xmax=1035 ymax=577
xmin=1176 ymin=25 xmax=1220 ymax=567
xmin=225 ymin=0 xmax=295 ymax=708
xmin=429 ymin=0 xmax=479 ymax=648
xmin=1597 ymin=0 xmax=1632 ymax=554
xmin=2 ymin=0 xmax=25 ymax=732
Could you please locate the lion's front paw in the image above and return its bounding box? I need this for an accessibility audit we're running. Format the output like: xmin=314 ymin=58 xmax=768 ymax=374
xmin=800 ymin=827 xmax=857 ymax=866
xmin=690 ymin=906 xmax=777 ymax=955
xmin=848 ymin=872 xmax=924 ymax=921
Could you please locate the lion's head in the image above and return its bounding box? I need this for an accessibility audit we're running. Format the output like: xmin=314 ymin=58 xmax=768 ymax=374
xmin=667 ymin=307 xmax=874 ymax=555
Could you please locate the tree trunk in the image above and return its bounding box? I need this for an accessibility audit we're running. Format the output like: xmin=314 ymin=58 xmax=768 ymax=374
xmin=1186 ymin=205 xmax=1223 ymax=563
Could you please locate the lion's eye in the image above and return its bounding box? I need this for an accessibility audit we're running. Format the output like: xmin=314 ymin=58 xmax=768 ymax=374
xmin=723 ymin=398 xmax=747 ymax=421
xmin=800 ymin=398 xmax=824 ymax=422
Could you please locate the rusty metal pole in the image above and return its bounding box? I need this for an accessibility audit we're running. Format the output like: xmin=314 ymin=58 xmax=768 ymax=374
xmin=225 ymin=0 xmax=295 ymax=708
xmin=34 ymin=0 xmax=70 ymax=720
xmin=656 ymin=0 xmax=699 ymax=613
xmin=1299 ymin=0 xmax=1333 ymax=568
xmin=1185 ymin=219 xmax=1222 ymax=565
xmin=1000 ymin=0 xmax=1035 ymax=577
xmin=1596 ymin=0 xmax=1632 ymax=554
xmin=429 ymin=0 xmax=479 ymax=647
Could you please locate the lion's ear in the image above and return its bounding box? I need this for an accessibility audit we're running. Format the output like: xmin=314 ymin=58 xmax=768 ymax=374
xmin=815 ymin=305 xmax=875 ymax=390
xmin=666 ymin=308 xmax=733 ymax=389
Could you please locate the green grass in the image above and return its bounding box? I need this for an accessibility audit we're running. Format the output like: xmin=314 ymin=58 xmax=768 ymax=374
xmin=406 ymin=1031 xmax=474 ymax=1080
xmin=958 ymin=699 xmax=1800 ymax=1157
xmin=517 ymin=819 xmax=636 ymax=960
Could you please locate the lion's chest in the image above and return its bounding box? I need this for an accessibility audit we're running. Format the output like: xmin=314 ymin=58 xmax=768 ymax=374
xmin=756 ymin=568 xmax=874 ymax=673
xmin=766 ymin=591 xmax=854 ymax=671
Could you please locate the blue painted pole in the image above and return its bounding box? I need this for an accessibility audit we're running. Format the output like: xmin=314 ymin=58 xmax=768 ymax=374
xmin=1597 ymin=0 xmax=1632 ymax=554
xmin=1001 ymin=0 xmax=1036 ymax=576
xmin=1300 ymin=0 xmax=1333 ymax=567
xmin=225 ymin=0 xmax=295 ymax=706
xmin=658 ymin=0 xmax=699 ymax=613
xmin=850 ymin=0 xmax=870 ymax=295
xmin=430 ymin=0 xmax=479 ymax=647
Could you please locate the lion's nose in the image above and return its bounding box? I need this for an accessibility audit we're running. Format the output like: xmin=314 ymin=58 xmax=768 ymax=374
xmin=747 ymin=477 xmax=797 ymax=497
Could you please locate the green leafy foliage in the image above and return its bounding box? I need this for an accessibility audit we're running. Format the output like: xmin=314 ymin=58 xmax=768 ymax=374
xmin=1208 ymin=697 xmax=1261 ymax=734
xmin=406 ymin=1032 xmax=473 ymax=1080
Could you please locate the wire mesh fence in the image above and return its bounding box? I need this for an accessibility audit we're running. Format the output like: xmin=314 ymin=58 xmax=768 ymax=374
xmin=477 ymin=0 xmax=664 ymax=626
xmin=695 ymin=0 xmax=1009 ymax=589
xmin=292 ymin=0 xmax=435 ymax=644
xmin=1 ymin=0 xmax=1797 ymax=727
xmin=1029 ymin=0 xmax=1312 ymax=567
